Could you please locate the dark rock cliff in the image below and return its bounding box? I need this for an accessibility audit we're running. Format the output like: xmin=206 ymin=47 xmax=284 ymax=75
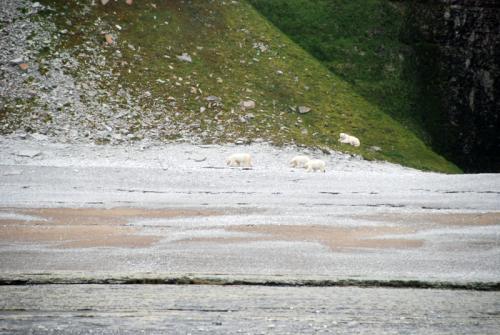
xmin=405 ymin=0 xmax=499 ymax=172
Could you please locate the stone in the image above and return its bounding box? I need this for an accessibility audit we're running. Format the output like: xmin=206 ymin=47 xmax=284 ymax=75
xmin=192 ymin=156 xmax=207 ymax=162
xmin=2 ymin=170 xmax=23 ymax=176
xmin=297 ymin=106 xmax=311 ymax=114
xmin=206 ymin=96 xmax=221 ymax=102
xmin=409 ymin=0 xmax=500 ymax=172
xmin=19 ymin=63 xmax=29 ymax=71
xmin=101 ymin=0 xmax=109 ymax=5
xmin=370 ymin=146 xmax=382 ymax=152
xmin=126 ymin=0 xmax=133 ymax=5
xmin=15 ymin=150 xmax=41 ymax=158
xmin=240 ymin=100 xmax=256 ymax=110
xmin=10 ymin=57 xmax=23 ymax=65
xmin=104 ymin=34 xmax=113 ymax=45
xmin=30 ymin=133 xmax=48 ymax=141
xmin=177 ymin=53 xmax=192 ymax=63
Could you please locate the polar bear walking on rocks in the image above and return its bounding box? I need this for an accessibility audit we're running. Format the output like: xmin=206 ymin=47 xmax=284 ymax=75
xmin=226 ymin=153 xmax=253 ymax=167
xmin=290 ymin=155 xmax=310 ymax=168
xmin=339 ymin=133 xmax=360 ymax=147
xmin=305 ymin=159 xmax=326 ymax=173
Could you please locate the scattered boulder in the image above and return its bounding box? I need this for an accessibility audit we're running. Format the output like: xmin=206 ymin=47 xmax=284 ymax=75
xmin=191 ymin=156 xmax=207 ymax=162
xmin=177 ymin=53 xmax=192 ymax=63
xmin=15 ymin=150 xmax=41 ymax=158
xmin=104 ymin=34 xmax=113 ymax=45
xmin=30 ymin=133 xmax=48 ymax=141
xmin=10 ymin=57 xmax=23 ymax=65
xmin=297 ymin=106 xmax=311 ymax=114
xmin=206 ymin=96 xmax=221 ymax=102
xmin=240 ymin=100 xmax=256 ymax=110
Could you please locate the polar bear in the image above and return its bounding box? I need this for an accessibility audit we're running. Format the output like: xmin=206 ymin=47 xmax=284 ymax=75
xmin=305 ymin=159 xmax=326 ymax=172
xmin=226 ymin=153 xmax=253 ymax=167
xmin=339 ymin=133 xmax=360 ymax=147
xmin=290 ymin=155 xmax=310 ymax=168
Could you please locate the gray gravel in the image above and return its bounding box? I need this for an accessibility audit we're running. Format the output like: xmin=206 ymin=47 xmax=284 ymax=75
xmin=1 ymin=138 xmax=499 ymax=283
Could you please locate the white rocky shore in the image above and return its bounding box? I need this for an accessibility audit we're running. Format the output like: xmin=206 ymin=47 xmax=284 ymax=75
xmin=1 ymin=134 xmax=500 ymax=283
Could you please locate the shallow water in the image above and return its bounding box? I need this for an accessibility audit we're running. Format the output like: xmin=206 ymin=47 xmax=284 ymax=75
xmin=1 ymin=285 xmax=499 ymax=334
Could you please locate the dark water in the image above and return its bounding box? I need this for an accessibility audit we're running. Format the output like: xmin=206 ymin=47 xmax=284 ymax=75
xmin=1 ymin=285 xmax=499 ymax=334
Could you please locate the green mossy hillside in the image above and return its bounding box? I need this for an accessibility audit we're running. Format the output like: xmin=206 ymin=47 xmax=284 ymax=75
xmin=36 ymin=0 xmax=459 ymax=173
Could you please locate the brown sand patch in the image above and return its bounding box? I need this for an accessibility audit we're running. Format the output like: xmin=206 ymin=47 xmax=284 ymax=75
xmin=182 ymin=225 xmax=423 ymax=251
xmin=4 ymin=207 xmax=222 ymax=226
xmin=354 ymin=212 xmax=500 ymax=227
xmin=0 ymin=207 xmax=221 ymax=248
xmin=0 ymin=223 xmax=160 ymax=248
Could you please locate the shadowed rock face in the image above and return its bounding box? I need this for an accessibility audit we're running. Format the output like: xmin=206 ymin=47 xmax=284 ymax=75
xmin=406 ymin=0 xmax=500 ymax=172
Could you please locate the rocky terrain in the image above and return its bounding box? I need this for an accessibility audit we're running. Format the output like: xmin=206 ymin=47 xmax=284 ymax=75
xmin=406 ymin=0 xmax=499 ymax=172
xmin=1 ymin=135 xmax=499 ymax=333
xmin=0 ymin=0 xmax=460 ymax=172
xmin=1 ymin=0 xmax=154 ymax=144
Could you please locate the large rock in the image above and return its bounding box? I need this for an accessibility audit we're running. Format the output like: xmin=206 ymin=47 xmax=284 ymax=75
xmin=406 ymin=0 xmax=500 ymax=172
xmin=297 ymin=106 xmax=311 ymax=114
xmin=240 ymin=100 xmax=256 ymax=110
xmin=177 ymin=53 xmax=192 ymax=63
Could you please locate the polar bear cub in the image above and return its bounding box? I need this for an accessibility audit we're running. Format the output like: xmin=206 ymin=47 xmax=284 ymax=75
xmin=226 ymin=153 xmax=253 ymax=167
xmin=305 ymin=159 xmax=326 ymax=172
xmin=290 ymin=155 xmax=310 ymax=168
xmin=339 ymin=133 xmax=360 ymax=147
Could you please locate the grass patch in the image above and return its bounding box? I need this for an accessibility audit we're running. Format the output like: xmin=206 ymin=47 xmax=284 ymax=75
xmin=34 ymin=0 xmax=459 ymax=173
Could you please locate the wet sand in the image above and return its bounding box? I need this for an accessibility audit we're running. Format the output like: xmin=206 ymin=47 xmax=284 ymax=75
xmin=353 ymin=212 xmax=500 ymax=227
xmin=183 ymin=224 xmax=423 ymax=250
xmin=2 ymin=208 xmax=499 ymax=251
xmin=0 ymin=207 xmax=221 ymax=248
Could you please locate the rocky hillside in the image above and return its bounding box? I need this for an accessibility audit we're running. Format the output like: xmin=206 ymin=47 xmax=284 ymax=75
xmin=0 ymin=0 xmax=459 ymax=173
xmin=405 ymin=0 xmax=499 ymax=172
xmin=250 ymin=0 xmax=499 ymax=173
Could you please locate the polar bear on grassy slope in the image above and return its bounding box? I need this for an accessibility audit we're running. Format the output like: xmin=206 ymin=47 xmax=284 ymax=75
xmin=339 ymin=133 xmax=360 ymax=147
xmin=290 ymin=155 xmax=310 ymax=168
xmin=226 ymin=153 xmax=253 ymax=167
xmin=305 ymin=159 xmax=326 ymax=173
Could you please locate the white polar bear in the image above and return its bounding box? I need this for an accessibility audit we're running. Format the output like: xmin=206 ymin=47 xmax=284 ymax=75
xmin=226 ymin=153 xmax=253 ymax=167
xmin=305 ymin=159 xmax=326 ymax=172
xmin=290 ymin=155 xmax=310 ymax=168
xmin=339 ymin=133 xmax=360 ymax=147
